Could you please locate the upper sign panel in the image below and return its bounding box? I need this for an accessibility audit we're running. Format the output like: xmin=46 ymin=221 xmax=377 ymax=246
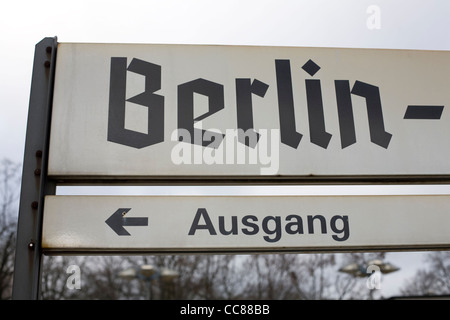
xmin=48 ymin=43 xmax=450 ymax=180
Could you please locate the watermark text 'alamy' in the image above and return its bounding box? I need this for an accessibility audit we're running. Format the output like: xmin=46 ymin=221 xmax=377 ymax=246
xmin=171 ymin=127 xmax=280 ymax=175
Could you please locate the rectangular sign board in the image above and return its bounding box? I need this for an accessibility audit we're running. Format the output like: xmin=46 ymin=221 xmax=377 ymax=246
xmin=42 ymin=195 xmax=450 ymax=253
xmin=48 ymin=43 xmax=450 ymax=181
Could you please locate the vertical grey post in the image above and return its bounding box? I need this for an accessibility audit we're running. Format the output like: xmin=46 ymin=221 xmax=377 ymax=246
xmin=12 ymin=37 xmax=57 ymax=299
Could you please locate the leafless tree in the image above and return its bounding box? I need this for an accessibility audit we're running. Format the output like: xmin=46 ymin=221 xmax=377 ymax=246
xmin=81 ymin=256 xmax=139 ymax=299
xmin=41 ymin=255 xmax=145 ymax=300
xmin=39 ymin=252 xmax=390 ymax=300
xmin=0 ymin=159 xmax=21 ymax=299
xmin=237 ymin=252 xmax=385 ymax=300
xmin=400 ymin=251 xmax=450 ymax=296
xmin=40 ymin=255 xmax=85 ymax=299
xmin=334 ymin=252 xmax=387 ymax=300
xmin=240 ymin=254 xmax=297 ymax=299
xmin=120 ymin=254 xmax=246 ymax=300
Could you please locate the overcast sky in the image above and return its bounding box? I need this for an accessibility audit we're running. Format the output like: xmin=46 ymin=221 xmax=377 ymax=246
xmin=2 ymin=0 xmax=450 ymax=298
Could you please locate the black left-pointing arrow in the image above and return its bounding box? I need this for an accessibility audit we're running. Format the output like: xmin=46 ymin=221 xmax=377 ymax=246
xmin=105 ymin=208 xmax=148 ymax=236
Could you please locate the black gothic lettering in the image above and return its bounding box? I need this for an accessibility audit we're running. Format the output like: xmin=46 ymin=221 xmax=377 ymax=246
xmin=351 ymin=81 xmax=392 ymax=149
xmin=107 ymin=57 xmax=164 ymax=148
xmin=275 ymin=60 xmax=303 ymax=148
xmin=305 ymin=79 xmax=332 ymax=148
xmin=335 ymin=80 xmax=356 ymax=148
xmin=235 ymin=78 xmax=269 ymax=148
xmin=177 ymin=78 xmax=225 ymax=148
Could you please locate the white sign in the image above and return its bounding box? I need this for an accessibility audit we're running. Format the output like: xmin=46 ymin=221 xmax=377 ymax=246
xmin=48 ymin=43 xmax=450 ymax=179
xmin=42 ymin=195 xmax=450 ymax=253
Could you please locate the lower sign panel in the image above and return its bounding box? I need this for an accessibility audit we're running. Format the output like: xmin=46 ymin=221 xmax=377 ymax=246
xmin=42 ymin=195 xmax=450 ymax=253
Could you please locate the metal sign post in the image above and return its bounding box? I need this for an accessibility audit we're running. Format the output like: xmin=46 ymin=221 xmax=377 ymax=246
xmin=12 ymin=37 xmax=57 ymax=299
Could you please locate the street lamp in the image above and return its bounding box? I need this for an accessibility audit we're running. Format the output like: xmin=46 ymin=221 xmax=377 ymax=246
xmin=339 ymin=259 xmax=400 ymax=277
xmin=118 ymin=264 xmax=179 ymax=299
xmin=339 ymin=259 xmax=400 ymax=299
